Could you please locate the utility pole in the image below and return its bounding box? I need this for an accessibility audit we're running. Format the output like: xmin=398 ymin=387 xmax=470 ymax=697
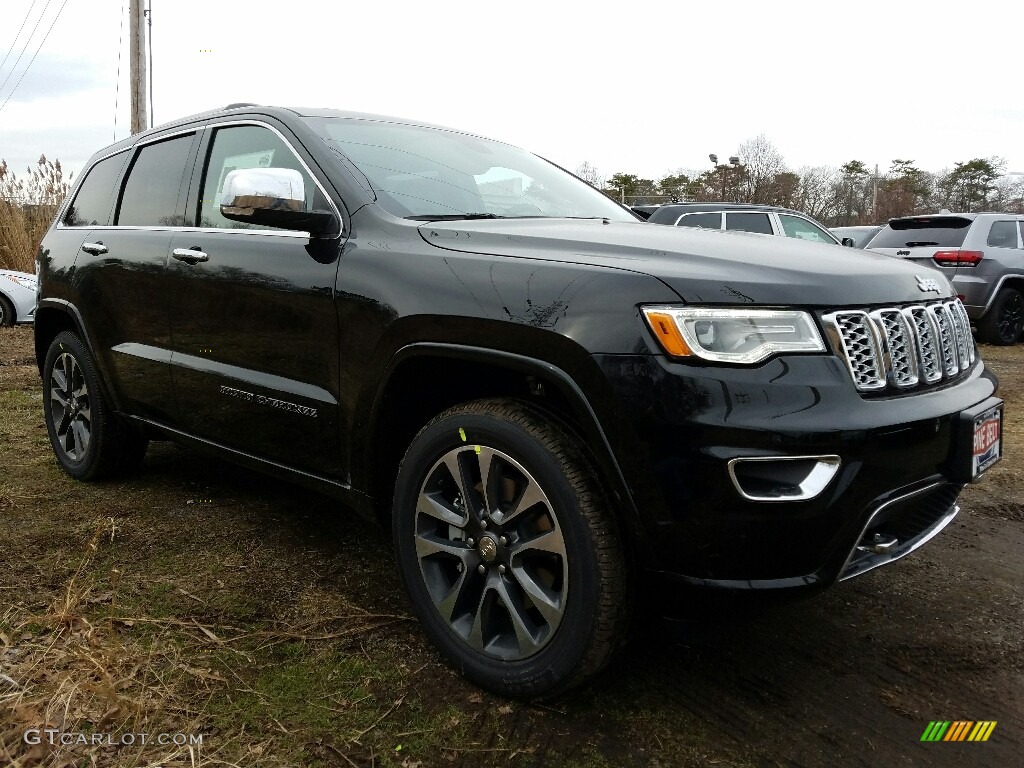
xmin=872 ymin=163 xmax=879 ymax=221
xmin=129 ymin=0 xmax=148 ymax=134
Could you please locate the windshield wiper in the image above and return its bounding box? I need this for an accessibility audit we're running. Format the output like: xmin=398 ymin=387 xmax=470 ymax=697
xmin=406 ymin=213 xmax=506 ymax=221
xmin=905 ymin=241 xmax=940 ymax=247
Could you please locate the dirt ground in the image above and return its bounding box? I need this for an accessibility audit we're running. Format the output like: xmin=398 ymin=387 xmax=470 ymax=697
xmin=0 ymin=323 xmax=1020 ymax=768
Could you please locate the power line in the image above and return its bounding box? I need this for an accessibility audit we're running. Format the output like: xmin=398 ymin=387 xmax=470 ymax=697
xmin=0 ymin=0 xmax=72 ymax=116
xmin=0 ymin=0 xmax=54 ymax=98
xmin=0 ymin=0 xmax=39 ymax=77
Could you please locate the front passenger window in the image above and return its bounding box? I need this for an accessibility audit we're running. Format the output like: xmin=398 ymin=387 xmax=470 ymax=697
xmin=779 ymin=215 xmax=834 ymax=244
xmin=198 ymin=126 xmax=323 ymax=230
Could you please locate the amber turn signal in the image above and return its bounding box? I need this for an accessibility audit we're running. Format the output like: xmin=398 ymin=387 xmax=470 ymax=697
xmin=643 ymin=310 xmax=692 ymax=357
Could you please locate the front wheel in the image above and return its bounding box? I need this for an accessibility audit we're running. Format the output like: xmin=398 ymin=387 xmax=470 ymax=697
xmin=392 ymin=399 xmax=628 ymax=698
xmin=0 ymin=295 xmax=14 ymax=326
xmin=977 ymin=288 xmax=1024 ymax=345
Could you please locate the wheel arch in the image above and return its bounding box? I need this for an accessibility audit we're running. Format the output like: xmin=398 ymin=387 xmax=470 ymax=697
xmin=361 ymin=343 xmax=647 ymax=552
xmin=34 ymin=299 xmax=124 ymax=411
xmin=979 ymin=274 xmax=1024 ymax=316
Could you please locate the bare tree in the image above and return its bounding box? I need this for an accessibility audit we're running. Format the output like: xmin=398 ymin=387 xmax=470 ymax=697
xmin=737 ymin=135 xmax=787 ymax=204
xmin=796 ymin=165 xmax=840 ymax=222
xmin=574 ymin=161 xmax=604 ymax=189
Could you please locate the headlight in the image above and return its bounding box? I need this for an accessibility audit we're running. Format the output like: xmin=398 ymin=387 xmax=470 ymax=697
xmin=642 ymin=306 xmax=825 ymax=364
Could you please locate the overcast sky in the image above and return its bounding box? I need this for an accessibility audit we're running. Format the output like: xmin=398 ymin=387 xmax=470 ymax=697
xmin=1 ymin=0 xmax=1022 ymax=185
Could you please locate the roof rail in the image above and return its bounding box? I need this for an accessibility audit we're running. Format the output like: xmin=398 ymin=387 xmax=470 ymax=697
xmin=224 ymin=102 xmax=260 ymax=109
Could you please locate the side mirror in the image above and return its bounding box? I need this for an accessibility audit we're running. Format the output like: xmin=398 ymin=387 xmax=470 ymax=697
xmin=220 ymin=168 xmax=338 ymax=236
xmin=841 ymin=237 xmax=856 ymax=247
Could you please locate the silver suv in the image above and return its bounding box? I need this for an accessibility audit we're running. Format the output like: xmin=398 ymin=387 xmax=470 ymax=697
xmin=869 ymin=213 xmax=1024 ymax=345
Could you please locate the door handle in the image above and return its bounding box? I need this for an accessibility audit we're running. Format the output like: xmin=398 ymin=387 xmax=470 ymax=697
xmin=172 ymin=247 xmax=209 ymax=264
xmin=80 ymin=242 xmax=107 ymax=255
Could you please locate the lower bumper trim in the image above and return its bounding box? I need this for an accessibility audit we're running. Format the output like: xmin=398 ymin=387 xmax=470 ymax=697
xmin=838 ymin=481 xmax=962 ymax=581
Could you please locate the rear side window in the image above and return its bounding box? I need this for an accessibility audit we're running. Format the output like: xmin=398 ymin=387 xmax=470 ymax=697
xmin=116 ymin=134 xmax=195 ymax=226
xmin=725 ymin=212 xmax=773 ymax=234
xmin=778 ymin=214 xmax=835 ymax=244
xmin=63 ymin=152 xmax=129 ymax=226
xmin=870 ymin=217 xmax=972 ymax=248
xmin=676 ymin=212 xmax=721 ymax=229
xmin=987 ymin=220 xmax=1020 ymax=248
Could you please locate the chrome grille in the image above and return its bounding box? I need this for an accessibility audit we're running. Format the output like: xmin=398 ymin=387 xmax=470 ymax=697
xmin=905 ymin=306 xmax=942 ymax=383
xmin=830 ymin=311 xmax=884 ymax=390
xmin=928 ymin=304 xmax=959 ymax=376
xmin=871 ymin=309 xmax=918 ymax=388
xmin=825 ymin=299 xmax=975 ymax=394
xmin=947 ymin=300 xmax=974 ymax=368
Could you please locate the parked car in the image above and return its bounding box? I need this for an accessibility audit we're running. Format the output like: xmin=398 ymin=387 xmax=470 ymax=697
xmin=35 ymin=104 xmax=1002 ymax=697
xmin=630 ymin=204 xmax=659 ymax=220
xmin=645 ymin=202 xmax=854 ymax=246
xmin=868 ymin=213 xmax=1024 ymax=345
xmin=0 ymin=269 xmax=38 ymax=325
xmin=830 ymin=225 xmax=882 ymax=249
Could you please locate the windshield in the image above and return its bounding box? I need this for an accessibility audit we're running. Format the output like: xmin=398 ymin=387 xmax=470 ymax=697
xmin=303 ymin=117 xmax=634 ymax=221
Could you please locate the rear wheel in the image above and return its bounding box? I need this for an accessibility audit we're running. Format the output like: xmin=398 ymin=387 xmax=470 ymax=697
xmin=42 ymin=331 xmax=148 ymax=480
xmin=977 ymin=288 xmax=1024 ymax=345
xmin=393 ymin=399 xmax=628 ymax=698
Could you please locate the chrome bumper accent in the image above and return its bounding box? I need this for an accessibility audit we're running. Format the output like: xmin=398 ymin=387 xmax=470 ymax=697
xmin=839 ymin=481 xmax=962 ymax=581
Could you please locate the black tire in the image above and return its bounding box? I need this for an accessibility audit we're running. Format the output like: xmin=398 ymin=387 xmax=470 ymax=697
xmin=977 ymin=288 xmax=1024 ymax=345
xmin=393 ymin=399 xmax=628 ymax=698
xmin=0 ymin=294 xmax=14 ymax=326
xmin=42 ymin=331 xmax=148 ymax=480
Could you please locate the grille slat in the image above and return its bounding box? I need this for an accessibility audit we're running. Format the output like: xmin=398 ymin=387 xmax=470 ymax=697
xmin=825 ymin=299 xmax=975 ymax=393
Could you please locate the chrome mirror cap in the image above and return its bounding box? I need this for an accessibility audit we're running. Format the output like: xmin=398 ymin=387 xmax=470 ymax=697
xmin=220 ymin=167 xmax=306 ymax=216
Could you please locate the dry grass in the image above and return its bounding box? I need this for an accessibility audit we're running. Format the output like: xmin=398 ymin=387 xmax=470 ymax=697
xmin=0 ymin=156 xmax=70 ymax=274
xmin=1 ymin=522 xmax=230 ymax=767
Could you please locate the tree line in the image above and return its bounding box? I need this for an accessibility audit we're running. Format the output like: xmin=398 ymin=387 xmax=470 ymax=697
xmin=576 ymin=135 xmax=1024 ymax=225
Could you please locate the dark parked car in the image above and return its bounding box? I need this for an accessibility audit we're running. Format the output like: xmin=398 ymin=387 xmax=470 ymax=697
xmin=35 ymin=105 xmax=1002 ymax=697
xmin=831 ymin=225 xmax=882 ymax=249
xmin=868 ymin=213 xmax=1024 ymax=345
xmin=645 ymin=202 xmax=853 ymax=246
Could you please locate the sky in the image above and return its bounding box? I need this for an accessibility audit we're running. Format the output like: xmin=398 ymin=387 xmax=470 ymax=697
xmin=1 ymin=0 xmax=1023 ymax=187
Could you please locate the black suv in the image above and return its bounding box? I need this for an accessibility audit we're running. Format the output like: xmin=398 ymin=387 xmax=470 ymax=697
xmin=36 ymin=105 xmax=1003 ymax=697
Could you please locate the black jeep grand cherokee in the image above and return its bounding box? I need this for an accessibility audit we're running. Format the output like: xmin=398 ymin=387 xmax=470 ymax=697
xmin=36 ymin=105 xmax=1002 ymax=697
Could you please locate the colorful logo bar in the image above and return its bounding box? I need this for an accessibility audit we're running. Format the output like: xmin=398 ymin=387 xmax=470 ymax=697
xmin=921 ymin=721 xmax=997 ymax=742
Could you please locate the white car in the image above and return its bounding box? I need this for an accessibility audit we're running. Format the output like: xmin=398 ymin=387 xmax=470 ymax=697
xmin=0 ymin=269 xmax=38 ymax=325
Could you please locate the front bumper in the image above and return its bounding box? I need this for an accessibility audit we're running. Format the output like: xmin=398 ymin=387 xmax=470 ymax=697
xmin=594 ymin=351 xmax=999 ymax=590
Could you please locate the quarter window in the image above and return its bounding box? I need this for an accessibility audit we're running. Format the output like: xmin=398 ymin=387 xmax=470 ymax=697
xmin=116 ymin=134 xmax=195 ymax=226
xmin=779 ymin=214 xmax=835 ymax=244
xmin=676 ymin=212 xmax=721 ymax=229
xmin=987 ymin=220 xmax=1019 ymax=248
xmin=63 ymin=152 xmax=129 ymax=226
xmin=725 ymin=212 xmax=773 ymax=234
xmin=198 ymin=125 xmax=322 ymax=230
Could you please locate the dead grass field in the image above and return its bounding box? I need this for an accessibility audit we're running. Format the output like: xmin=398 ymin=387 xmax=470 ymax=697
xmin=1 ymin=324 xmax=1021 ymax=767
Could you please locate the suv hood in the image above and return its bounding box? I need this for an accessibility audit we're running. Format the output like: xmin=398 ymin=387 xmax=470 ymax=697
xmin=418 ymin=219 xmax=954 ymax=306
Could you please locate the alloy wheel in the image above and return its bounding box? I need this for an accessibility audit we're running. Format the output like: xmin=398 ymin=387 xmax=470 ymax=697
xmin=998 ymin=292 xmax=1024 ymax=342
xmin=49 ymin=352 xmax=92 ymax=461
xmin=414 ymin=445 xmax=568 ymax=661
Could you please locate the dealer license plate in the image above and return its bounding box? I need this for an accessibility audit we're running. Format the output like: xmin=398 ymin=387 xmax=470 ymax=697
xmin=972 ymin=406 xmax=1002 ymax=478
